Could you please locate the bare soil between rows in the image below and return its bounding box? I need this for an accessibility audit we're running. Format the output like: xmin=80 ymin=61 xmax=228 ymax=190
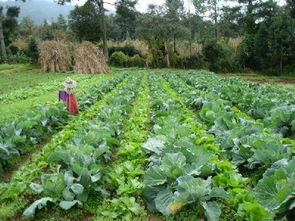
xmin=245 ymin=78 xmax=295 ymax=84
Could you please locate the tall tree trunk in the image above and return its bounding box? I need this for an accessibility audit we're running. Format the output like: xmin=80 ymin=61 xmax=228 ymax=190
xmin=164 ymin=41 xmax=170 ymax=68
xmin=98 ymin=0 xmax=108 ymax=60
xmin=0 ymin=7 xmax=7 ymax=61
xmin=173 ymin=35 xmax=176 ymax=53
xmin=188 ymin=0 xmax=192 ymax=57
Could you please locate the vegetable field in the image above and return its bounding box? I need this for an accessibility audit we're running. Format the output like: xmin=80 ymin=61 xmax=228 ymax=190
xmin=0 ymin=66 xmax=294 ymax=221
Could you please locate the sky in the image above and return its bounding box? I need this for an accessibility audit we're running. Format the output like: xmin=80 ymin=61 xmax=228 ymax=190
xmin=72 ymin=0 xmax=286 ymax=12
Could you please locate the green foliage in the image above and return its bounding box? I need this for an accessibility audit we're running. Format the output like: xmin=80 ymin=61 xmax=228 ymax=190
xmin=25 ymin=36 xmax=39 ymax=63
xmin=7 ymin=44 xmax=19 ymax=55
xmin=128 ymin=54 xmax=145 ymax=67
xmin=108 ymin=44 xmax=142 ymax=57
xmin=5 ymin=52 xmax=31 ymax=64
xmin=3 ymin=6 xmax=20 ymax=47
xmin=68 ymin=1 xmax=101 ymax=42
xmin=202 ymin=41 xmax=237 ymax=73
xmin=109 ymin=51 xmax=128 ymax=67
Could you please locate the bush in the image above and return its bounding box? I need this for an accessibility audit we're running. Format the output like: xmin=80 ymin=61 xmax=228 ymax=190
xmin=7 ymin=44 xmax=20 ymax=55
xmin=183 ymin=54 xmax=204 ymax=69
xmin=109 ymin=51 xmax=128 ymax=67
xmin=6 ymin=52 xmax=31 ymax=64
xmin=128 ymin=54 xmax=145 ymax=67
xmin=109 ymin=44 xmax=142 ymax=57
xmin=26 ymin=37 xmax=39 ymax=63
xmin=202 ymin=41 xmax=240 ymax=73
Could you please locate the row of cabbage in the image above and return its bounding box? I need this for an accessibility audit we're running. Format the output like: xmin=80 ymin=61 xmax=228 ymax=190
xmin=162 ymin=71 xmax=295 ymax=219
xmin=140 ymin=72 xmax=271 ymax=220
xmin=0 ymin=73 xmax=125 ymax=174
xmin=178 ymin=70 xmax=295 ymax=138
xmin=0 ymin=74 xmax=93 ymax=104
xmin=0 ymin=72 xmax=131 ymax=219
xmin=94 ymin=73 xmax=152 ymax=220
xmin=22 ymin=73 xmax=143 ymax=217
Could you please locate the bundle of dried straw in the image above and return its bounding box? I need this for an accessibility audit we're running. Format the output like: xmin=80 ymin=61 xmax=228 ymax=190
xmin=74 ymin=41 xmax=109 ymax=74
xmin=40 ymin=41 xmax=71 ymax=72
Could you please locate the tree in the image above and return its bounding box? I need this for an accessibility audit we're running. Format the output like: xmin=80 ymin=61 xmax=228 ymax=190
xmin=19 ymin=17 xmax=35 ymax=38
xmin=69 ymin=2 xmax=101 ymax=42
xmin=3 ymin=7 xmax=21 ymax=49
xmin=231 ymin=0 xmax=261 ymax=35
xmin=115 ymin=0 xmax=138 ymax=40
xmin=58 ymin=0 xmax=109 ymax=59
xmin=106 ymin=14 xmax=121 ymax=41
xmin=56 ymin=14 xmax=68 ymax=31
xmin=192 ymin=0 xmax=223 ymax=41
xmin=137 ymin=3 xmax=188 ymax=67
xmin=219 ymin=6 xmax=243 ymax=38
xmin=164 ymin=0 xmax=187 ymax=53
xmin=286 ymin=0 xmax=295 ymax=18
xmin=0 ymin=0 xmax=25 ymax=60
xmin=37 ymin=20 xmax=54 ymax=40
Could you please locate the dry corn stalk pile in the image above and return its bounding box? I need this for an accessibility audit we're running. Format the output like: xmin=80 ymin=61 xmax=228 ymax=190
xmin=74 ymin=41 xmax=109 ymax=74
xmin=40 ymin=41 xmax=71 ymax=72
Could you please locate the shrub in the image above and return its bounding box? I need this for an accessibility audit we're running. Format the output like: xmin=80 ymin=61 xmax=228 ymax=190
xmin=183 ymin=54 xmax=205 ymax=69
xmin=202 ymin=41 xmax=240 ymax=73
xmin=26 ymin=36 xmax=39 ymax=63
xmin=109 ymin=44 xmax=141 ymax=57
xmin=128 ymin=54 xmax=145 ymax=67
xmin=109 ymin=51 xmax=128 ymax=67
xmin=6 ymin=52 xmax=31 ymax=64
xmin=170 ymin=54 xmax=185 ymax=69
xmin=7 ymin=44 xmax=20 ymax=55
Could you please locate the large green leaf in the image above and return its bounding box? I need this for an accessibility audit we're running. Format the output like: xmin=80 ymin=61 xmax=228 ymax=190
xmin=59 ymin=200 xmax=82 ymax=210
xmin=155 ymin=189 xmax=175 ymax=215
xmin=62 ymin=188 xmax=75 ymax=201
xmin=144 ymin=165 xmax=167 ymax=186
xmin=70 ymin=183 xmax=84 ymax=195
xmin=142 ymin=136 xmax=166 ymax=155
xmin=201 ymin=201 xmax=221 ymax=221
xmin=23 ymin=197 xmax=54 ymax=217
xmin=29 ymin=183 xmax=43 ymax=194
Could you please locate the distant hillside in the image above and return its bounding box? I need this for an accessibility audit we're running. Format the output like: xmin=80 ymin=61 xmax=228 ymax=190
xmin=0 ymin=0 xmax=75 ymax=24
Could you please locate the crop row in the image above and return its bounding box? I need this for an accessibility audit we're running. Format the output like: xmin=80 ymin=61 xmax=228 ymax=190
xmin=0 ymin=73 xmax=125 ymax=175
xmin=21 ymin=72 xmax=143 ymax=217
xmin=0 ymin=74 xmax=133 ymax=219
xmin=93 ymin=72 xmax=151 ymax=220
xmin=177 ymin=70 xmax=295 ymax=139
xmin=162 ymin=71 xmax=295 ymax=219
xmin=0 ymin=72 xmax=140 ymax=219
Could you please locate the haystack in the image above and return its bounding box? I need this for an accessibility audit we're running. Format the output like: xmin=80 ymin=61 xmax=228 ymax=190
xmin=40 ymin=41 xmax=71 ymax=72
xmin=74 ymin=41 xmax=109 ymax=74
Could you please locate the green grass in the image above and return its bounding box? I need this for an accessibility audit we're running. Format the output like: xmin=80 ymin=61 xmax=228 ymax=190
xmin=0 ymin=64 xmax=76 ymax=94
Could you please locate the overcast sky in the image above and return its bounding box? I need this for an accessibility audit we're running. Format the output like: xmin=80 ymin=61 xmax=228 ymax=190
xmin=72 ymin=0 xmax=286 ymax=12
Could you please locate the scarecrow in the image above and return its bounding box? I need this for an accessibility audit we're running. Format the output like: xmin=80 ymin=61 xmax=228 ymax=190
xmin=59 ymin=77 xmax=79 ymax=115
